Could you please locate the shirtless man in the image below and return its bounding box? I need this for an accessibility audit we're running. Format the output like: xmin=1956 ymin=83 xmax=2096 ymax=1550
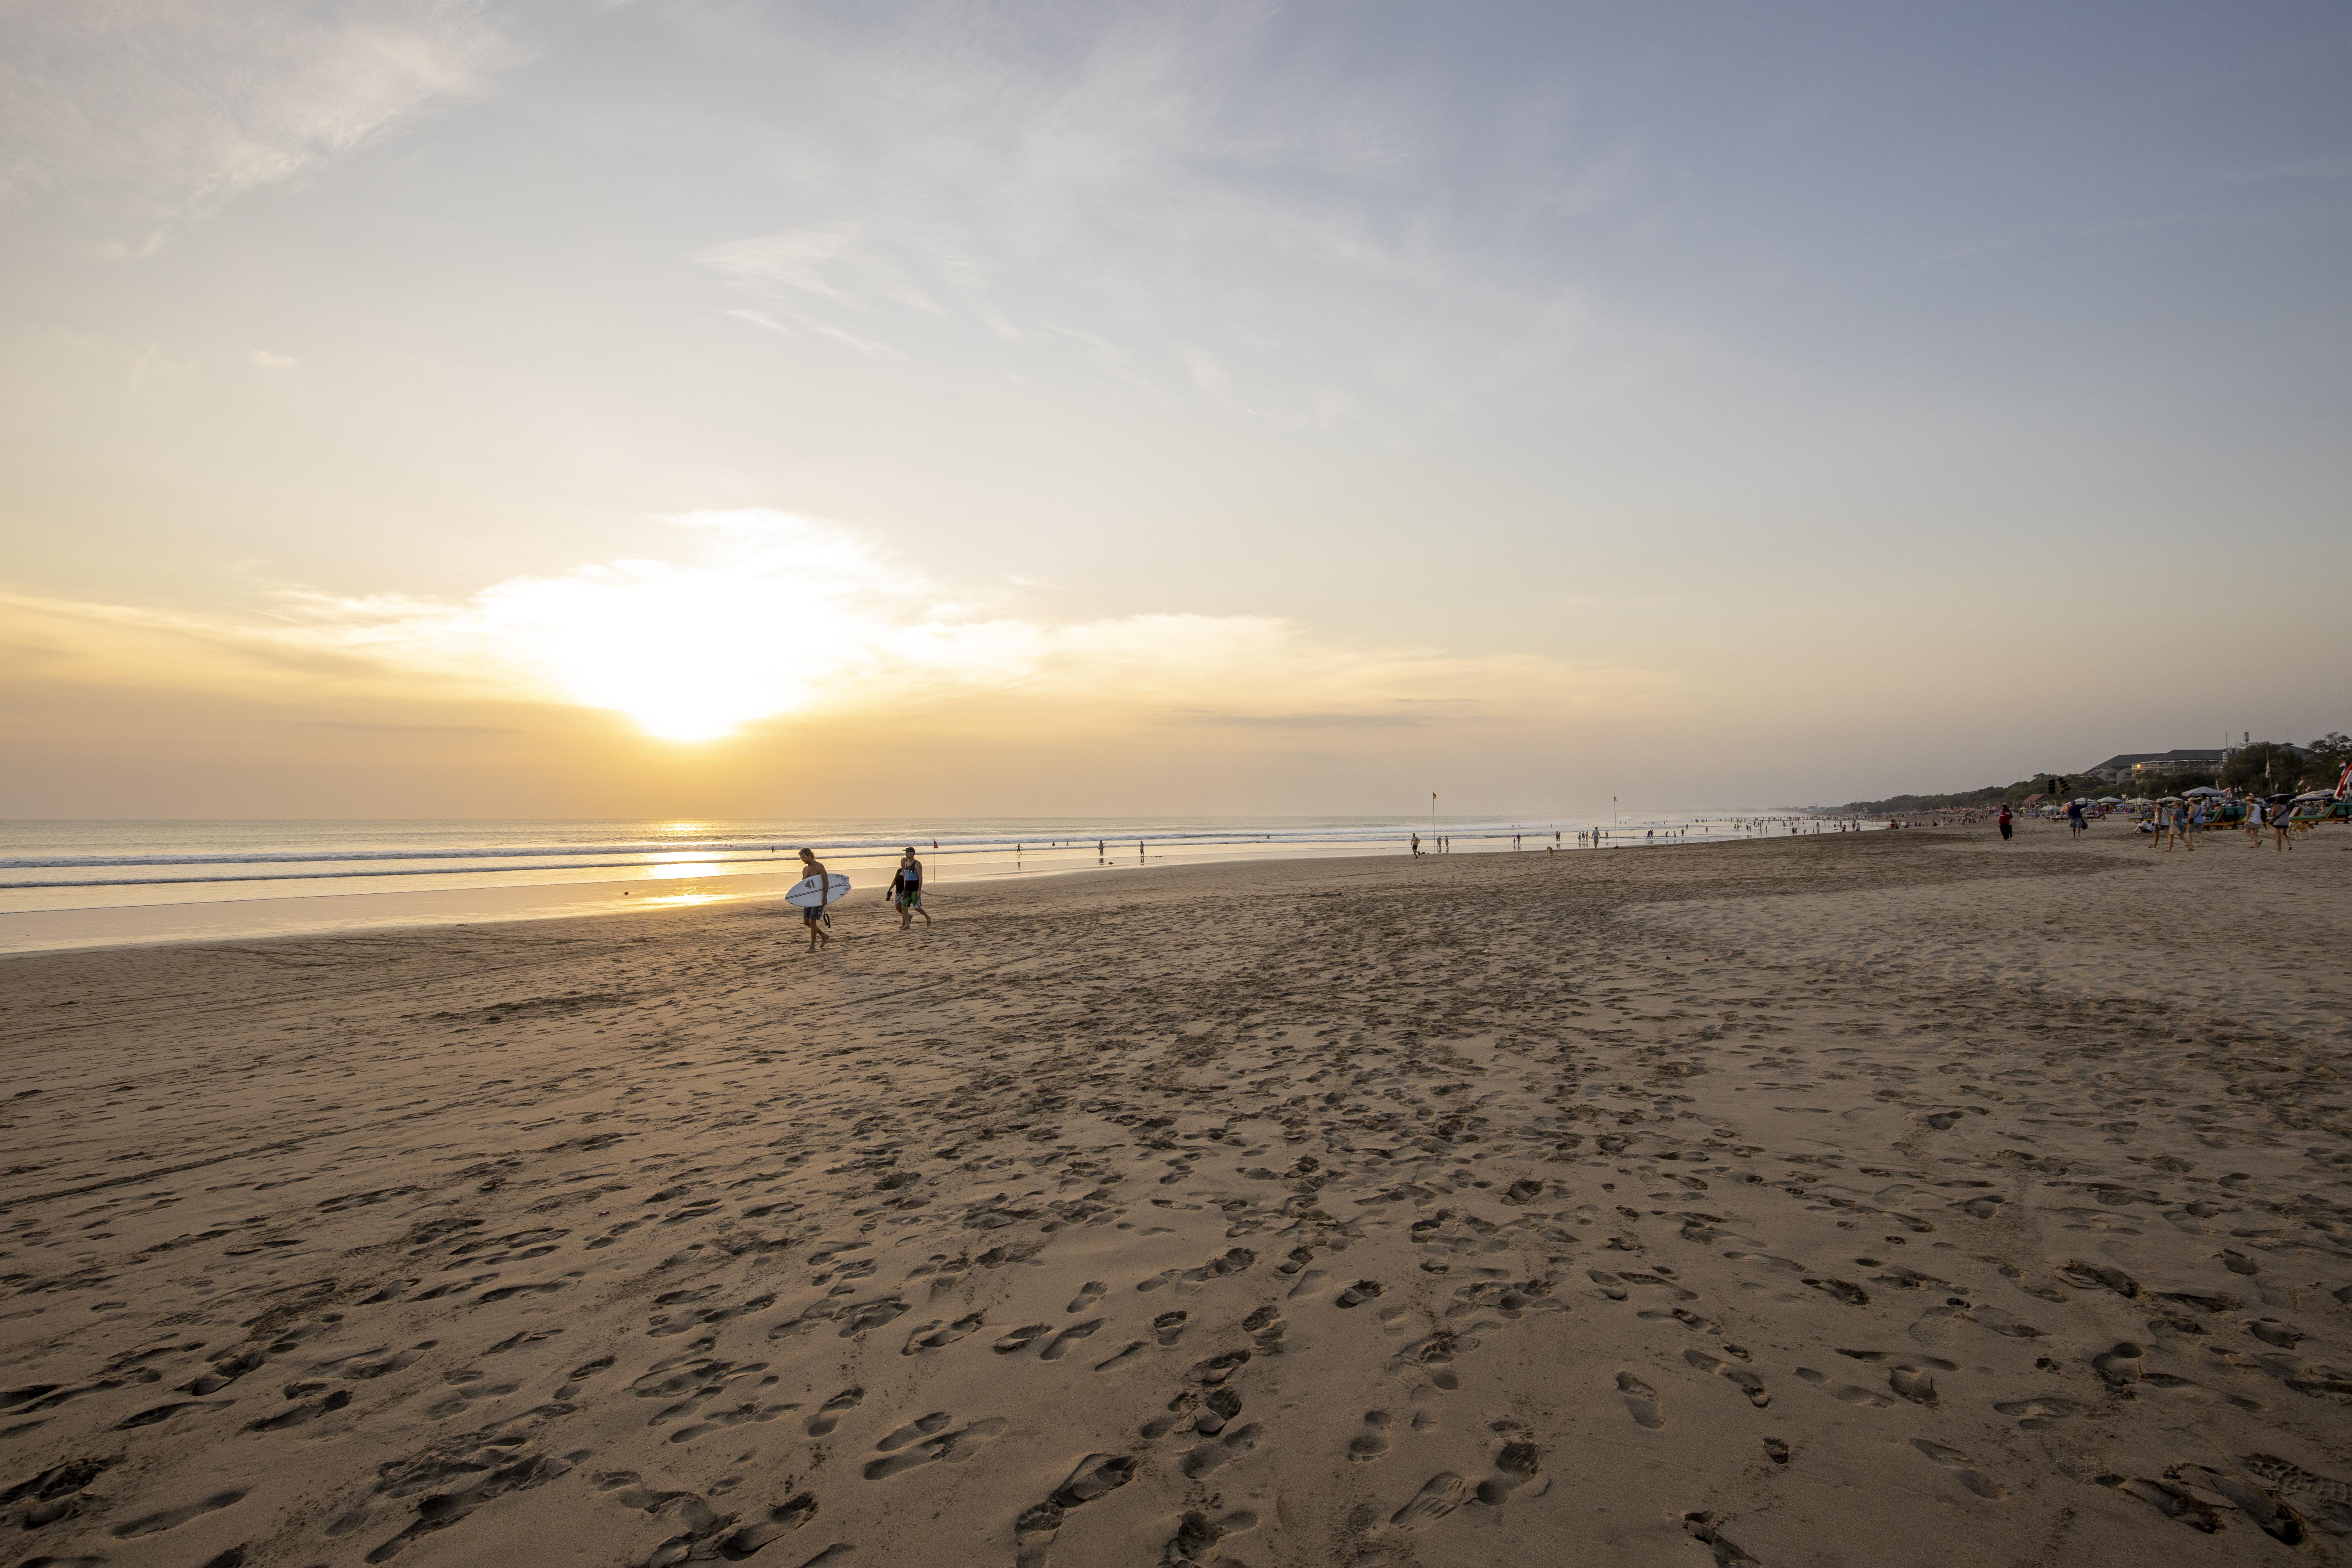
xmin=893 ymin=846 xmax=931 ymax=930
xmin=796 ymin=847 xmax=832 ymax=951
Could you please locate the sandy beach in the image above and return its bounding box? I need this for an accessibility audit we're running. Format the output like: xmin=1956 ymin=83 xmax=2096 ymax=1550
xmin=4 ymin=823 xmax=2350 ymax=1568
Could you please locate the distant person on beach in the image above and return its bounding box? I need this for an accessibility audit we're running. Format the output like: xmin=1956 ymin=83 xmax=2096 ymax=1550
xmin=891 ymin=846 xmax=931 ymax=929
xmin=1411 ymin=832 xmax=1422 ymax=856
xmin=2274 ymin=805 xmax=2294 ymax=852
xmin=796 ymin=847 xmax=832 ymax=951
xmin=2066 ymin=799 xmax=2084 ymax=837
xmin=1997 ymin=804 xmax=2012 ymax=841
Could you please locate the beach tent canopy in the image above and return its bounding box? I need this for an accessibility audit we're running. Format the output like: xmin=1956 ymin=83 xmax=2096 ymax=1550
xmin=2099 ymin=797 xmax=2123 ymax=804
xmin=2292 ymin=790 xmax=2333 ymax=802
xmin=2182 ymin=786 xmax=2226 ymax=797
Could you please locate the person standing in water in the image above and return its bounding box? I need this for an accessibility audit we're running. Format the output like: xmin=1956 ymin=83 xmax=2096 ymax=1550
xmin=892 ymin=846 xmax=931 ymax=929
xmin=794 ymin=847 xmax=832 ymax=952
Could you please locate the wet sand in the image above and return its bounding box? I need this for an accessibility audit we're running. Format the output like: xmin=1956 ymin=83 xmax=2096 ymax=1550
xmin=3 ymin=823 xmax=2349 ymax=1567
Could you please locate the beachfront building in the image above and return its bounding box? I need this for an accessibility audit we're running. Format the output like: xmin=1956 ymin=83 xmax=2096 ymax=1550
xmin=2085 ymin=748 xmax=2233 ymax=783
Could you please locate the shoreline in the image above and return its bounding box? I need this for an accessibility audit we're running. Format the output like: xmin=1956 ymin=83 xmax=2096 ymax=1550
xmin=0 ymin=823 xmax=1841 ymax=958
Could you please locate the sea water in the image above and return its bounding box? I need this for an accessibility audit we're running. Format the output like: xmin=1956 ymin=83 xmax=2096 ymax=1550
xmin=0 ymin=811 xmax=1852 ymax=953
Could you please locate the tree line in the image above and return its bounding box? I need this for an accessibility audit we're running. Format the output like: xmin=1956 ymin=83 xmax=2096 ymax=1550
xmin=1830 ymin=732 xmax=2349 ymax=815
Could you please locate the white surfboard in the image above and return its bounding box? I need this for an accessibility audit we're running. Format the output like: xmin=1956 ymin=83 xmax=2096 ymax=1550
xmin=784 ymin=872 xmax=852 ymax=909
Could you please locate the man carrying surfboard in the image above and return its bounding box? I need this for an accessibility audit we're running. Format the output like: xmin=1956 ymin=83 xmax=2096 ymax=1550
xmin=795 ymin=847 xmax=834 ymax=951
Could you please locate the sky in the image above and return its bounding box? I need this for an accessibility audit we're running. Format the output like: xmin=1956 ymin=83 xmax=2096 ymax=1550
xmin=2 ymin=0 xmax=2348 ymax=819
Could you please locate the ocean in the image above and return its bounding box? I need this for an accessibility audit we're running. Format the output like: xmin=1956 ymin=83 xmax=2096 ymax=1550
xmin=0 ymin=810 xmax=1846 ymax=953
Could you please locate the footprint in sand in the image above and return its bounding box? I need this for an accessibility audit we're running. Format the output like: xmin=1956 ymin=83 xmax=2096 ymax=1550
xmin=1683 ymin=1351 xmax=1769 ymax=1408
xmin=1795 ymin=1368 xmax=1892 ymax=1408
xmin=1762 ymin=1437 xmax=1790 ymax=1465
xmin=1015 ymin=1455 xmax=1138 ymax=1568
xmin=863 ymin=1415 xmax=1007 ymax=1480
xmin=1066 ymin=1282 xmax=1106 ymax=1313
xmin=1992 ymin=1396 xmax=2092 ymax=1426
xmin=2091 ymin=1342 xmax=2145 ymax=1387
xmin=874 ymin=1412 xmax=951 ymax=1451
xmin=1616 ymin=1372 xmax=1663 ymax=1429
xmin=1390 ymin=1473 xmax=1468 ymax=1529
xmin=1166 ymin=1507 xmax=1259 ymax=1564
xmin=1091 ymin=1342 xmax=1148 ymax=1372
xmin=902 ymin=1314 xmax=985 ymax=1356
xmin=252 ymin=1388 xmax=355 ymax=1430
xmin=993 ymin=1324 xmax=1053 ymax=1356
xmin=1683 ymin=1510 xmax=1762 ymax=1567
xmin=2103 ymin=1475 xmax=2223 ymax=1533
xmin=1287 ymin=1269 xmax=1328 ymax=1300
xmin=1135 ymin=1269 xmax=1183 ymax=1293
xmin=1912 ymin=1439 xmax=2005 ymax=1499
xmin=2057 ymin=1261 xmax=2140 ymax=1298
xmin=109 ymin=1488 xmax=247 ymax=1538
xmin=1040 ymin=1320 xmax=1103 ymax=1361
xmin=1153 ymin=1311 xmax=1189 ymax=1346
xmin=2189 ymin=1466 xmax=2311 ymax=1544
xmin=1335 ymin=1280 xmax=1384 ymax=1309
xmin=556 ymin=1355 xmax=612 ymax=1401
xmin=1179 ymin=1421 xmax=1260 ymax=1478
xmin=1349 ymin=1410 xmax=1393 ymax=1460
xmin=670 ymin=1400 xmax=794 ymax=1445
xmin=1802 ymin=1277 xmax=1870 ymax=1307
xmin=1886 ymin=1366 xmax=1939 ymax=1406
xmin=1193 ymin=1387 xmax=1243 ymax=1434
xmin=720 ymin=1494 xmax=818 ymax=1556
xmin=807 ymin=1387 xmax=862 ymax=1436
xmin=1014 ymin=1504 xmax=1062 ymax=1568
xmin=422 ymin=1370 xmax=519 ymax=1421
xmin=1049 ymin=1453 xmax=1138 ymax=1508
xmin=1409 ymin=1384 xmax=1442 ymax=1431
xmin=1474 ymin=1438 xmax=1543 ymax=1505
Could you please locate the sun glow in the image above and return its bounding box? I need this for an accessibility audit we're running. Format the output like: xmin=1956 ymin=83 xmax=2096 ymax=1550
xmin=26 ymin=510 xmax=1609 ymax=747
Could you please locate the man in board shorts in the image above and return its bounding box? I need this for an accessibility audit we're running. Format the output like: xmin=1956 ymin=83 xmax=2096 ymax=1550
xmin=892 ymin=847 xmax=931 ymax=929
xmin=796 ymin=847 xmax=833 ymax=951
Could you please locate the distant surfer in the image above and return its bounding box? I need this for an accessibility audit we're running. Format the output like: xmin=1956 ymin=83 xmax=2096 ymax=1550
xmin=796 ymin=847 xmax=833 ymax=951
xmin=889 ymin=846 xmax=931 ymax=930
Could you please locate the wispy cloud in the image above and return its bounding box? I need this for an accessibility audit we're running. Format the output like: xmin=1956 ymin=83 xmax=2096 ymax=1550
xmin=682 ymin=3 xmax=1662 ymax=429
xmin=1 ymin=511 xmax=1647 ymax=742
xmin=0 ymin=0 xmax=516 ymax=240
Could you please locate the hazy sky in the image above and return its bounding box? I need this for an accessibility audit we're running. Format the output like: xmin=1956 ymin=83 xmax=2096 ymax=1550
xmin=4 ymin=0 xmax=2347 ymax=818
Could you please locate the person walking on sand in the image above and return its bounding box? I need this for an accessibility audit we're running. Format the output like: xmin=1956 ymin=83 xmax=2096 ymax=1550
xmin=1997 ymin=803 xmax=2013 ymax=841
xmin=2274 ymin=805 xmax=2294 ymax=853
xmin=794 ymin=847 xmax=833 ymax=951
xmin=1411 ymin=832 xmax=1422 ymax=857
xmin=892 ymin=846 xmax=931 ymax=929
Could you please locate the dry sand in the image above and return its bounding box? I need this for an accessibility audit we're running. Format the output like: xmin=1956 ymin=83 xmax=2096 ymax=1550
xmin=4 ymin=823 xmax=2350 ymax=1568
